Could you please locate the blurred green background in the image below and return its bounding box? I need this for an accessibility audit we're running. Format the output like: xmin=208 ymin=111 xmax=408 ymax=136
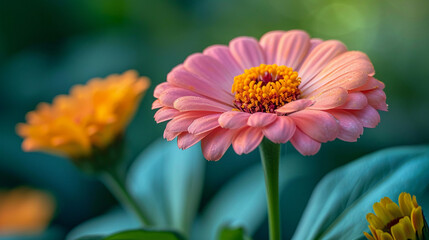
xmin=1 ymin=0 xmax=428 ymax=239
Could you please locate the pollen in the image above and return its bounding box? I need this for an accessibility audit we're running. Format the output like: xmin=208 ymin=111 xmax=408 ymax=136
xmin=231 ymin=64 xmax=301 ymax=113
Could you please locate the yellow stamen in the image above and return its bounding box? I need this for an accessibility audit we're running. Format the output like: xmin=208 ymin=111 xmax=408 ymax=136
xmin=231 ymin=64 xmax=301 ymax=113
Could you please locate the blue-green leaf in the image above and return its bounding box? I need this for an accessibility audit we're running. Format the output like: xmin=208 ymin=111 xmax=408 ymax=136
xmin=66 ymin=207 xmax=140 ymax=240
xmin=292 ymin=145 xmax=429 ymax=240
xmin=193 ymin=153 xmax=307 ymax=240
xmin=67 ymin=139 xmax=204 ymax=240
xmin=127 ymin=139 xmax=204 ymax=235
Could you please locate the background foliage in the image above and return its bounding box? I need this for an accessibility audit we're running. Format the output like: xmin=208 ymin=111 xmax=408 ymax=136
xmin=1 ymin=0 xmax=429 ymax=239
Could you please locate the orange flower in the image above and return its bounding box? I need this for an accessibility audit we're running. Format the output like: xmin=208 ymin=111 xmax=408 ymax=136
xmin=0 ymin=187 xmax=55 ymax=235
xmin=17 ymin=70 xmax=150 ymax=160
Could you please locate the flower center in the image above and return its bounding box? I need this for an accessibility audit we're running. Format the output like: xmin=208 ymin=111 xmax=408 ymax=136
xmin=231 ymin=64 xmax=301 ymax=113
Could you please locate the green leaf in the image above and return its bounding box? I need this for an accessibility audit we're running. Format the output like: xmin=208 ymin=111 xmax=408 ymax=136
xmin=292 ymin=145 xmax=429 ymax=240
xmin=217 ymin=226 xmax=252 ymax=240
xmin=193 ymin=153 xmax=308 ymax=240
xmin=75 ymin=237 xmax=104 ymax=240
xmin=104 ymin=229 xmax=185 ymax=240
xmin=75 ymin=229 xmax=185 ymax=240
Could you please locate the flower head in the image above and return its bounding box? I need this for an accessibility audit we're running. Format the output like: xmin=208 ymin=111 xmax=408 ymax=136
xmin=364 ymin=192 xmax=429 ymax=240
xmin=0 ymin=187 xmax=55 ymax=235
xmin=17 ymin=70 xmax=150 ymax=162
xmin=153 ymin=30 xmax=387 ymax=160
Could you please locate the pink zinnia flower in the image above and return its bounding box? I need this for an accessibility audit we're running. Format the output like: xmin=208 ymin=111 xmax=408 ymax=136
xmin=153 ymin=30 xmax=387 ymax=161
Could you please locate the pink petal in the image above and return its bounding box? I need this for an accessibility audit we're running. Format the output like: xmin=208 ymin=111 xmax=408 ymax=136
xmin=351 ymin=106 xmax=380 ymax=128
xmin=177 ymin=131 xmax=211 ymax=150
xmin=154 ymin=107 xmax=180 ymax=123
xmin=259 ymin=30 xmax=285 ymax=65
xmin=229 ymin=37 xmax=265 ymax=70
xmin=274 ymin=30 xmax=310 ymax=69
xmin=159 ymin=87 xmax=202 ymax=108
xmin=302 ymin=51 xmax=374 ymax=96
xmin=300 ymin=38 xmax=323 ymax=70
xmin=247 ymin=112 xmax=277 ymax=127
xmin=174 ymin=96 xmax=232 ymax=112
xmin=263 ymin=116 xmax=296 ymax=143
xmin=203 ymin=45 xmax=243 ymax=77
xmin=201 ymin=128 xmax=237 ymax=161
xmin=308 ymin=38 xmax=323 ymax=53
xmin=328 ymin=110 xmax=363 ymax=142
xmin=152 ymin=100 xmax=162 ymax=109
xmin=184 ymin=53 xmax=234 ymax=92
xmin=164 ymin=130 xmax=181 ymax=141
xmin=352 ymin=77 xmax=385 ymax=92
xmin=364 ymin=89 xmax=388 ymax=111
xmin=276 ymin=99 xmax=314 ymax=114
xmin=323 ymin=51 xmax=375 ymax=76
xmin=299 ymin=40 xmax=347 ymax=86
xmin=301 ymin=38 xmax=324 ymax=65
xmin=232 ymin=127 xmax=264 ymax=155
xmin=307 ymin=87 xmax=348 ymax=110
xmin=165 ymin=112 xmax=207 ymax=133
xmin=188 ymin=113 xmax=221 ymax=135
xmin=289 ymin=110 xmax=339 ymax=142
xmin=218 ymin=111 xmax=250 ymax=129
xmin=154 ymin=82 xmax=172 ymax=98
xmin=290 ymin=128 xmax=321 ymax=156
xmin=304 ymin=70 xmax=371 ymax=99
xmin=167 ymin=66 xmax=234 ymax=104
xmin=336 ymin=92 xmax=368 ymax=110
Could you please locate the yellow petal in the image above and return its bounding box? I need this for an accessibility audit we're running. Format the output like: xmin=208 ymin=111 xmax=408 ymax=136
xmin=381 ymin=197 xmax=394 ymax=207
xmin=376 ymin=229 xmax=393 ymax=240
xmin=380 ymin=233 xmax=393 ymax=240
xmin=399 ymin=192 xmax=413 ymax=217
xmin=386 ymin=202 xmax=403 ymax=219
xmin=364 ymin=231 xmax=376 ymax=240
xmin=369 ymin=225 xmax=378 ymax=238
xmin=374 ymin=202 xmax=395 ymax=224
xmin=412 ymin=195 xmax=418 ymax=208
xmin=391 ymin=217 xmax=417 ymax=240
xmin=411 ymin=206 xmax=424 ymax=237
xmin=376 ymin=229 xmax=386 ymax=239
xmin=367 ymin=213 xmax=385 ymax=229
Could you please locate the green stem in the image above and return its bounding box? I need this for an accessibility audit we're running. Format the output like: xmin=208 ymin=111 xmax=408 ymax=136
xmin=259 ymin=138 xmax=281 ymax=240
xmin=101 ymin=167 xmax=152 ymax=226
